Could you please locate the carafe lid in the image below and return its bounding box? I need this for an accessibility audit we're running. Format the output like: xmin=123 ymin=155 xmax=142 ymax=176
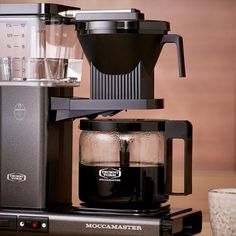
xmin=80 ymin=119 xmax=166 ymax=132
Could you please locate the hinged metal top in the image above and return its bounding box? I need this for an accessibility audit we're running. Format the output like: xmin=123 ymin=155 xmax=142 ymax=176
xmin=76 ymin=9 xmax=144 ymax=21
xmin=75 ymin=9 xmax=169 ymax=34
xmin=0 ymin=3 xmax=80 ymax=15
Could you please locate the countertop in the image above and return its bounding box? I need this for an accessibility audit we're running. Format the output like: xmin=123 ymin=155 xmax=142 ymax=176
xmin=199 ymin=222 xmax=212 ymax=235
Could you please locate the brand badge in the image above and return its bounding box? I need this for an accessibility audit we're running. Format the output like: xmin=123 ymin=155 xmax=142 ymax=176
xmin=99 ymin=168 xmax=121 ymax=182
xmin=85 ymin=223 xmax=142 ymax=231
xmin=7 ymin=173 xmax=27 ymax=183
xmin=14 ymin=103 xmax=26 ymax=121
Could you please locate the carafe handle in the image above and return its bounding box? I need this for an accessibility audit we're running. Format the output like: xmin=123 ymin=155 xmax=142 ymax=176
xmin=164 ymin=120 xmax=192 ymax=195
xmin=161 ymin=34 xmax=186 ymax=77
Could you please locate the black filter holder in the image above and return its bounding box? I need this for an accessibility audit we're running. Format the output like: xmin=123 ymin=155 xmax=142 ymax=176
xmin=76 ymin=18 xmax=185 ymax=100
xmin=50 ymin=9 xmax=186 ymax=121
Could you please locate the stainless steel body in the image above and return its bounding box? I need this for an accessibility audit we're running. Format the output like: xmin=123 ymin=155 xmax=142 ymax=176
xmin=0 ymin=3 xmax=79 ymax=209
xmin=0 ymin=86 xmax=73 ymax=209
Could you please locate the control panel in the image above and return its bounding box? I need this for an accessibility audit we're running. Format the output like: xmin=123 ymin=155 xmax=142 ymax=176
xmin=18 ymin=217 xmax=48 ymax=233
xmin=0 ymin=215 xmax=48 ymax=233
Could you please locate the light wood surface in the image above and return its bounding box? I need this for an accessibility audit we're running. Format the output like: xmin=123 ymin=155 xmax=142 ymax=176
xmin=200 ymin=222 xmax=212 ymax=236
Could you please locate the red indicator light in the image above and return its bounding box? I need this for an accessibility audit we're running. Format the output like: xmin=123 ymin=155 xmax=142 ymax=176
xmin=31 ymin=222 xmax=40 ymax=229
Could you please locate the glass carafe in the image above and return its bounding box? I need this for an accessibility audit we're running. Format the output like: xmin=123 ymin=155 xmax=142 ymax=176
xmin=79 ymin=119 xmax=192 ymax=209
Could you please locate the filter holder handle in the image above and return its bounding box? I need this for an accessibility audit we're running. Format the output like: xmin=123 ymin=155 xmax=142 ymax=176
xmin=164 ymin=120 xmax=192 ymax=195
xmin=161 ymin=34 xmax=186 ymax=77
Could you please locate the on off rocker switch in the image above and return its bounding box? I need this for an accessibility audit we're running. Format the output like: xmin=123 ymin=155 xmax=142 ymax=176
xmin=0 ymin=215 xmax=17 ymax=231
xmin=18 ymin=217 xmax=48 ymax=233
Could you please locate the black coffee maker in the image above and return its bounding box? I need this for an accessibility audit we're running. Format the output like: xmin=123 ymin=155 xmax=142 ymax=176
xmin=0 ymin=5 xmax=202 ymax=236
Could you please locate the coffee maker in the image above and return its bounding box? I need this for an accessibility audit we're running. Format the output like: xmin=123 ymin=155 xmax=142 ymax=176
xmin=0 ymin=3 xmax=202 ymax=236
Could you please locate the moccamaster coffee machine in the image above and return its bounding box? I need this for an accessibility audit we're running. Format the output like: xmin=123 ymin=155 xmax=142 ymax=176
xmin=0 ymin=3 xmax=202 ymax=236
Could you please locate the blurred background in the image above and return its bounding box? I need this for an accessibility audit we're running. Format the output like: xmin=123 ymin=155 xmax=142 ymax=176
xmin=2 ymin=0 xmax=236 ymax=231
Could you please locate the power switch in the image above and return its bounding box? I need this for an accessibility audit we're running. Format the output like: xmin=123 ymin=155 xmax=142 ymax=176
xmin=0 ymin=220 xmax=9 ymax=227
xmin=18 ymin=216 xmax=48 ymax=233
xmin=0 ymin=215 xmax=17 ymax=231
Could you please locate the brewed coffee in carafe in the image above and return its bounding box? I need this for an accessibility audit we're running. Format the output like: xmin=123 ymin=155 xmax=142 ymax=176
xmin=79 ymin=119 xmax=192 ymax=209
